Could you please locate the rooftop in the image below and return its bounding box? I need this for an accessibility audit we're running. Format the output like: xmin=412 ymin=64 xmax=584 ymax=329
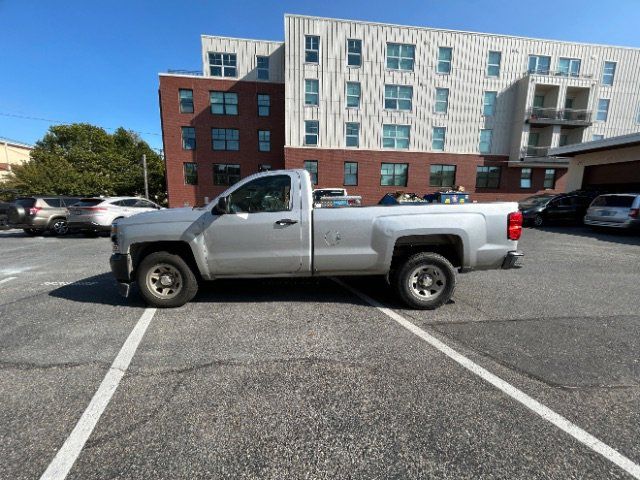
xmin=0 ymin=137 xmax=33 ymax=149
xmin=548 ymin=132 xmax=640 ymax=157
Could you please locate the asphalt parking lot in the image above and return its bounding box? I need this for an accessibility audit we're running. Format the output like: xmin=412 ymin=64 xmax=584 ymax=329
xmin=1 ymin=226 xmax=640 ymax=479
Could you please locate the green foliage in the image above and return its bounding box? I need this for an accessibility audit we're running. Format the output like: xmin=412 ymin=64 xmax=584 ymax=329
xmin=1 ymin=124 xmax=166 ymax=203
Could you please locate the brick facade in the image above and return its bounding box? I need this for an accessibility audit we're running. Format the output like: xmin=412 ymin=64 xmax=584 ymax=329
xmin=159 ymin=75 xmax=285 ymax=207
xmin=284 ymin=147 xmax=567 ymax=204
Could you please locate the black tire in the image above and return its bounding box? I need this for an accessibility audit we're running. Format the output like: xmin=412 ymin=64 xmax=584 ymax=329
xmin=394 ymin=252 xmax=456 ymax=310
xmin=136 ymin=251 xmax=199 ymax=308
xmin=49 ymin=218 xmax=69 ymax=236
xmin=533 ymin=214 xmax=544 ymax=227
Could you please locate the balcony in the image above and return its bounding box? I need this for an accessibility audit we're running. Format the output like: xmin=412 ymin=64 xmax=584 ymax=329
xmin=527 ymin=68 xmax=594 ymax=80
xmin=522 ymin=145 xmax=550 ymax=158
xmin=166 ymin=69 xmax=204 ymax=76
xmin=526 ymin=107 xmax=592 ymax=127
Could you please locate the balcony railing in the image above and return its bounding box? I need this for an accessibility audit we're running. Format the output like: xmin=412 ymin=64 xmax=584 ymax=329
xmin=526 ymin=107 xmax=592 ymax=126
xmin=522 ymin=145 xmax=550 ymax=157
xmin=526 ymin=69 xmax=594 ymax=80
xmin=167 ymin=69 xmax=204 ymax=76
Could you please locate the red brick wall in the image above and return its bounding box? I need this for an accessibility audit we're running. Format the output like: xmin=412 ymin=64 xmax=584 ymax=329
xmin=159 ymin=75 xmax=285 ymax=207
xmin=285 ymin=147 xmax=567 ymax=205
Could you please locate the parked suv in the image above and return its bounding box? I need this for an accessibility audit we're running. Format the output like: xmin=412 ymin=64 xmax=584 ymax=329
xmin=7 ymin=196 xmax=82 ymax=235
xmin=584 ymin=193 xmax=640 ymax=230
xmin=519 ymin=191 xmax=599 ymax=227
xmin=67 ymin=197 xmax=161 ymax=235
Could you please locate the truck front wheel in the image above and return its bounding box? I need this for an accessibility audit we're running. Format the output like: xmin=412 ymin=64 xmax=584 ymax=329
xmin=136 ymin=251 xmax=198 ymax=308
xmin=394 ymin=252 xmax=456 ymax=310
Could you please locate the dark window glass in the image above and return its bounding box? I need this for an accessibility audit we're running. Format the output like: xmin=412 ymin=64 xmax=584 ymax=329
xmin=344 ymin=162 xmax=358 ymax=186
xmin=212 ymin=128 xmax=239 ymax=151
xmin=182 ymin=127 xmax=196 ymax=150
xmin=179 ymin=89 xmax=194 ymax=113
xmin=543 ymin=169 xmax=556 ymax=189
xmin=257 ymin=56 xmax=269 ymax=80
xmin=44 ymin=198 xmax=62 ymax=207
xmin=213 ymin=164 xmax=241 ymax=186
xmin=380 ymin=163 xmax=408 ymax=186
xmin=429 ymin=164 xmax=456 ymax=187
xmin=304 ymin=160 xmax=318 ymax=185
xmin=258 ymin=130 xmax=270 ymax=152
xmin=209 ymin=52 xmax=237 ymax=77
xmin=228 ymin=175 xmax=292 ymax=213
xmin=520 ymin=168 xmax=532 ymax=189
xmin=184 ymin=162 xmax=197 ymax=185
xmin=305 ymin=35 xmax=320 ymax=63
xmin=475 ymin=166 xmax=501 ymax=188
xmin=591 ymin=195 xmax=635 ymax=208
xmin=210 ymin=91 xmax=238 ymax=115
xmin=257 ymin=94 xmax=270 ymax=116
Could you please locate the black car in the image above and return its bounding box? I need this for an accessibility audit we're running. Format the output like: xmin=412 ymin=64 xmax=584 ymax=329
xmin=519 ymin=191 xmax=600 ymax=227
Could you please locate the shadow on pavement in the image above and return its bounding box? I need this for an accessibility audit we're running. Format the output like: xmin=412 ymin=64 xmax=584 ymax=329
xmin=528 ymin=225 xmax=640 ymax=246
xmin=48 ymin=273 xmax=388 ymax=308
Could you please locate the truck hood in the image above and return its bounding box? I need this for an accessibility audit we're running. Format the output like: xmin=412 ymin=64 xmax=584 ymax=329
xmin=118 ymin=207 xmax=206 ymax=225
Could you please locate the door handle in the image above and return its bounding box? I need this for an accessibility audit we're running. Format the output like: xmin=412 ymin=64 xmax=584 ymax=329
xmin=275 ymin=219 xmax=298 ymax=226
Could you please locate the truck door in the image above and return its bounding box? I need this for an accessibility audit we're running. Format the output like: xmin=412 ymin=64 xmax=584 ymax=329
xmin=204 ymin=172 xmax=304 ymax=275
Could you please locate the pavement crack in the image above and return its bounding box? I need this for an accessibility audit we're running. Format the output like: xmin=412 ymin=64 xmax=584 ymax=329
xmin=0 ymin=359 xmax=111 ymax=372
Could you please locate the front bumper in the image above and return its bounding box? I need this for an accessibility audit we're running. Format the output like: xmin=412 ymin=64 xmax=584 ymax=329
xmin=110 ymin=253 xmax=133 ymax=297
xmin=502 ymin=251 xmax=524 ymax=269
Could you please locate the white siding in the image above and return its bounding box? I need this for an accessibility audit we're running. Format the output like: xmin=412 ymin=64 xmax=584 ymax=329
xmin=201 ymin=36 xmax=285 ymax=83
xmin=284 ymin=15 xmax=640 ymax=159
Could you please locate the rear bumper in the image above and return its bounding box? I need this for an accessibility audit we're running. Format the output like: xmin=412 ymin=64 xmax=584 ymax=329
xmin=502 ymin=251 xmax=524 ymax=269
xmin=584 ymin=218 xmax=640 ymax=229
xmin=110 ymin=254 xmax=133 ymax=297
xmin=8 ymin=218 xmax=48 ymax=229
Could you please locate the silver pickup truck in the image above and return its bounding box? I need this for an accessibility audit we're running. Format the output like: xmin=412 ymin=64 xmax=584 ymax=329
xmin=110 ymin=169 xmax=523 ymax=309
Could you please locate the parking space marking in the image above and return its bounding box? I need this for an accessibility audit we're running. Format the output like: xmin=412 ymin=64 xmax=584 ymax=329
xmin=334 ymin=279 xmax=640 ymax=479
xmin=39 ymin=307 xmax=156 ymax=480
xmin=0 ymin=276 xmax=17 ymax=285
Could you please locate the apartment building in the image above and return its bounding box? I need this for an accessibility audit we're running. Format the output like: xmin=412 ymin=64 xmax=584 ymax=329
xmin=159 ymin=15 xmax=640 ymax=206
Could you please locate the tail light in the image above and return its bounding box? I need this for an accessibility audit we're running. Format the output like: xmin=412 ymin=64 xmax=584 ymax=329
xmin=29 ymin=207 xmax=41 ymax=215
xmin=630 ymin=208 xmax=639 ymax=219
xmin=508 ymin=211 xmax=523 ymax=240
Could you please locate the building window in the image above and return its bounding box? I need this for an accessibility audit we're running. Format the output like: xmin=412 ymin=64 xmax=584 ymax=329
xmin=558 ymin=57 xmax=581 ymax=77
xmin=256 ymin=56 xmax=269 ymax=80
xmin=257 ymin=94 xmax=270 ymax=116
xmin=384 ymin=85 xmax=412 ymax=111
xmin=434 ymin=88 xmax=449 ymax=113
xmin=430 ymin=164 xmax=456 ymax=188
xmin=345 ymin=122 xmax=359 ymax=147
xmin=304 ymin=160 xmax=318 ymax=185
xmin=544 ymin=169 xmax=556 ymax=189
xmin=305 ymin=79 xmax=319 ymax=106
xmin=179 ymin=89 xmax=194 ymax=113
xmin=479 ymin=129 xmax=492 ymax=154
xmin=487 ymin=51 xmax=501 ymax=77
xmin=520 ymin=168 xmax=532 ymax=189
xmin=382 ymin=124 xmax=410 ymax=149
xmin=183 ymin=162 xmax=197 ymax=185
xmin=432 ymin=127 xmax=446 ymax=151
xmin=304 ymin=121 xmax=319 ymax=146
xmin=212 ymin=128 xmax=239 ymax=151
xmin=305 ymin=35 xmax=320 ymax=63
xmin=596 ymin=99 xmax=610 ymax=121
xmin=559 ymin=134 xmax=568 ymax=147
xmin=380 ymin=163 xmax=408 ymax=186
xmin=437 ymin=47 xmax=452 ymax=74
xmin=347 ymin=39 xmax=362 ymax=67
xmin=210 ymin=91 xmax=238 ymax=115
xmin=209 ymin=52 xmax=237 ymax=77
xmin=602 ymin=61 xmax=616 ymax=85
xmin=213 ymin=164 xmax=241 ymax=186
xmin=528 ymin=55 xmax=551 ymax=75
xmin=483 ymin=91 xmax=497 ymax=116
xmin=346 ymin=82 xmax=361 ymax=108
xmin=258 ymin=130 xmax=270 ymax=152
xmin=592 ymin=134 xmax=604 ymax=141
xmin=181 ymin=127 xmax=196 ymax=150
xmin=344 ymin=162 xmax=358 ymax=186
xmin=476 ymin=166 xmax=501 ymax=188
xmin=386 ymin=43 xmax=414 ymax=71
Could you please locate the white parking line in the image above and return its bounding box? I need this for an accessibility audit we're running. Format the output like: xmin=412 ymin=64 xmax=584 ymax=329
xmin=334 ymin=279 xmax=640 ymax=479
xmin=0 ymin=276 xmax=17 ymax=285
xmin=39 ymin=308 xmax=156 ymax=480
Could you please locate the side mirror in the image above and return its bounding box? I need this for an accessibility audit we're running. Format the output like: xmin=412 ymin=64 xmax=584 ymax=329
xmin=213 ymin=196 xmax=229 ymax=215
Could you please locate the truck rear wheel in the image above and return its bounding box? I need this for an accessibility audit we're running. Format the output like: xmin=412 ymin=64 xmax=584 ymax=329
xmin=136 ymin=251 xmax=198 ymax=308
xmin=394 ymin=252 xmax=456 ymax=310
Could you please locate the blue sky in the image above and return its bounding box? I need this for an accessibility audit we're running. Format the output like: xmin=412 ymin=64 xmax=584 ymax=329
xmin=1 ymin=0 xmax=638 ymax=151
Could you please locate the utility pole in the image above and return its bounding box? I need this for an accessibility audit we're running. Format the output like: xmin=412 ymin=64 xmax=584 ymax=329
xmin=142 ymin=153 xmax=149 ymax=199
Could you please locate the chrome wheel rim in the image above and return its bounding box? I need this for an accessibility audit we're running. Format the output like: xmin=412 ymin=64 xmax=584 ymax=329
xmin=408 ymin=265 xmax=446 ymax=300
xmin=146 ymin=263 xmax=183 ymax=299
xmin=53 ymin=220 xmax=68 ymax=235
xmin=534 ymin=215 xmax=543 ymax=227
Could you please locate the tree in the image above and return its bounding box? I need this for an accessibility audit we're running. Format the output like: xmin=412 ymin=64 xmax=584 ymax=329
xmin=1 ymin=124 xmax=166 ymax=203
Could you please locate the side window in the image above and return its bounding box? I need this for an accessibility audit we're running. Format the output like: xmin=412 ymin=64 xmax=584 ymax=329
xmin=134 ymin=200 xmax=155 ymax=208
xmin=44 ymin=198 xmax=62 ymax=207
xmin=121 ymin=199 xmax=138 ymax=207
xmin=227 ymin=175 xmax=292 ymax=214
